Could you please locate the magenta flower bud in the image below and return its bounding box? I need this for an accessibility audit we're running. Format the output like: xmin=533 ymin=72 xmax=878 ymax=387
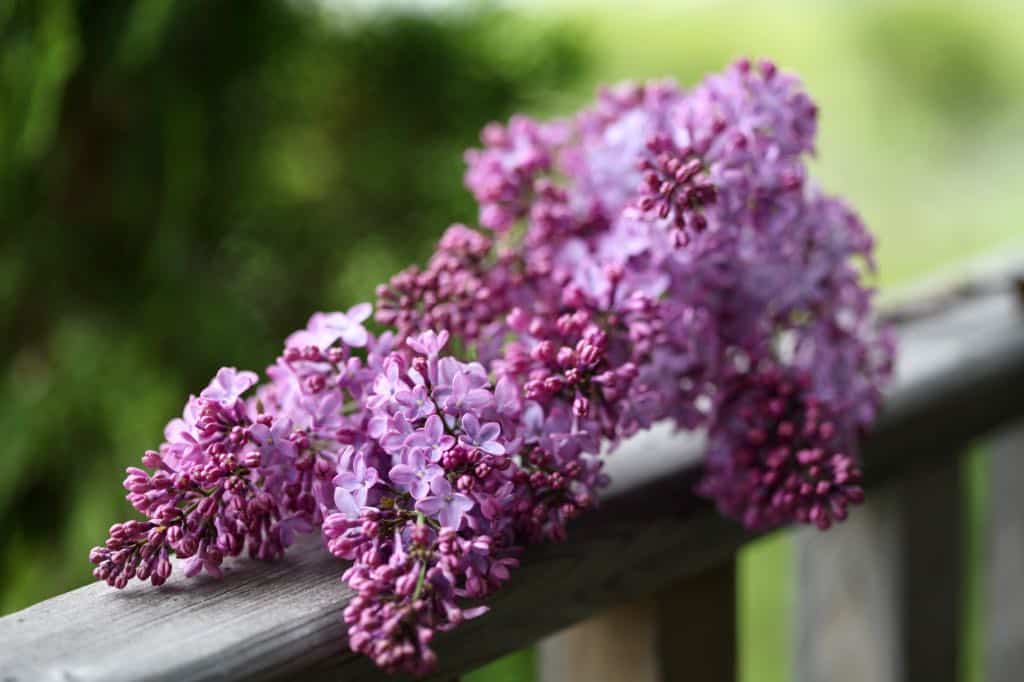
xmin=196 ymin=496 xmax=218 ymax=518
xmin=411 ymin=355 xmax=428 ymax=377
xmin=506 ymin=307 xmax=530 ymax=331
xmin=577 ymin=343 xmax=601 ymax=368
xmin=241 ymin=450 xmax=261 ymax=468
xmin=142 ymin=450 xmax=163 ymax=468
xmin=165 ymin=525 xmax=182 ymax=543
xmin=531 ymin=340 xmax=555 ymax=363
xmin=542 ymin=376 xmax=564 ymax=393
xmin=176 ymin=534 xmax=198 ymax=558
xmin=556 ymin=346 xmax=576 ymax=369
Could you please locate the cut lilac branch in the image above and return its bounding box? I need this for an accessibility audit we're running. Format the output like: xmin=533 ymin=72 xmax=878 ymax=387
xmin=89 ymin=57 xmax=893 ymax=677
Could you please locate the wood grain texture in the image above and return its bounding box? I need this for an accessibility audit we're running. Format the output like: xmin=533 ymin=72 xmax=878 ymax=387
xmin=987 ymin=423 xmax=1024 ymax=682
xmin=536 ymin=598 xmax=660 ymax=682
xmin=1 ymin=286 xmax=1023 ymax=681
xmin=795 ymin=458 xmax=963 ymax=682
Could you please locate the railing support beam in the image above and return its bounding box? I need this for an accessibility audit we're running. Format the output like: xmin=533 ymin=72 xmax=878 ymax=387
xmin=795 ymin=457 xmax=963 ymax=682
xmin=987 ymin=423 xmax=1024 ymax=682
xmin=538 ymin=559 xmax=736 ymax=682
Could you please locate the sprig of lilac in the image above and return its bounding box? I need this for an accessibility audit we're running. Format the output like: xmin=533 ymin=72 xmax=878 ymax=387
xmin=91 ymin=58 xmax=894 ymax=677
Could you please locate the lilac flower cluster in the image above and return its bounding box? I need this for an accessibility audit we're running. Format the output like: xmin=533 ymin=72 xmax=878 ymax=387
xmin=92 ymin=59 xmax=893 ymax=675
xmin=90 ymin=368 xmax=319 ymax=587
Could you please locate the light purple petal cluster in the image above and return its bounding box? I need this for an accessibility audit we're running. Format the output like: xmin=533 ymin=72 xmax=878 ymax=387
xmin=91 ymin=59 xmax=894 ymax=677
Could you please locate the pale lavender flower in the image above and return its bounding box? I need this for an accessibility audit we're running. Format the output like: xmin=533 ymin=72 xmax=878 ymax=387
xmin=286 ymin=303 xmax=372 ymax=349
xmin=406 ymin=415 xmax=455 ymax=463
xmin=416 ymin=475 xmax=475 ymax=530
xmin=395 ymin=384 xmax=435 ymax=421
xmin=442 ymin=371 xmax=493 ymax=414
xmin=333 ymin=454 xmax=379 ymax=518
xmin=367 ymin=356 xmax=410 ymax=411
xmin=407 ymin=329 xmax=450 ymax=358
xmin=458 ymin=413 xmax=505 ymax=455
xmin=200 ymin=367 xmax=258 ymax=405
xmin=389 ymin=450 xmax=442 ymax=499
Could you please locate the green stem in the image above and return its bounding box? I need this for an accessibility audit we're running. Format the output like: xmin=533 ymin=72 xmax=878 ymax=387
xmin=411 ymin=513 xmax=429 ymax=601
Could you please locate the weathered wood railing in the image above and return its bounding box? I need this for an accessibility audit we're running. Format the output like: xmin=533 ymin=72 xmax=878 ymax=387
xmin=2 ymin=264 xmax=1023 ymax=682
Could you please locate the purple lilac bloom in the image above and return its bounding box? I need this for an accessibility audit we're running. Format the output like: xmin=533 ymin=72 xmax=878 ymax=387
xmin=91 ymin=58 xmax=893 ymax=678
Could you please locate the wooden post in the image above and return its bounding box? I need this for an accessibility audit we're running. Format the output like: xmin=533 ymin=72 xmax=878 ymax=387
xmin=795 ymin=458 xmax=963 ymax=682
xmin=987 ymin=423 xmax=1024 ymax=682
xmin=655 ymin=560 xmax=736 ymax=682
xmin=537 ymin=559 xmax=736 ymax=682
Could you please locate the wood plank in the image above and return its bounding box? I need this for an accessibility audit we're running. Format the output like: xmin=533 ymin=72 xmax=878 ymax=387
xmin=0 ymin=285 xmax=1022 ymax=681
xmin=795 ymin=456 xmax=963 ymax=682
xmin=987 ymin=423 xmax=1024 ymax=682
xmin=536 ymin=559 xmax=735 ymax=682
xmin=537 ymin=598 xmax=660 ymax=682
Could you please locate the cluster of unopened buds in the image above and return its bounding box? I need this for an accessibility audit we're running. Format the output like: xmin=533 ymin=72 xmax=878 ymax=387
xmin=92 ymin=59 xmax=894 ymax=675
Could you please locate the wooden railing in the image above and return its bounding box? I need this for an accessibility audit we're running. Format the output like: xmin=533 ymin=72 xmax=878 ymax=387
xmin=2 ymin=264 xmax=1023 ymax=682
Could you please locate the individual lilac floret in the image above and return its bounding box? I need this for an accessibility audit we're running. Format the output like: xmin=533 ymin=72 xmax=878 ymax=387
xmin=390 ymin=450 xmax=442 ymax=499
xmin=458 ymin=414 xmax=505 ymax=455
xmin=286 ymin=303 xmax=372 ymax=349
xmin=416 ymin=475 xmax=475 ymax=530
xmin=200 ymin=367 xmax=258 ymax=405
xmin=406 ymin=415 xmax=455 ymax=463
xmin=333 ymin=452 xmax=379 ymax=518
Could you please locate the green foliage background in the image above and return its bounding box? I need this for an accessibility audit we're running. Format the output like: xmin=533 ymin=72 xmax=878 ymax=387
xmin=0 ymin=0 xmax=587 ymax=615
xmin=2 ymin=2 xmax=1022 ymax=681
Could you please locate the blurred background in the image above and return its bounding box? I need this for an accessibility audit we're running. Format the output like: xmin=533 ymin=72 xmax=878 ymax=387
xmin=1 ymin=1 xmax=1022 ymax=680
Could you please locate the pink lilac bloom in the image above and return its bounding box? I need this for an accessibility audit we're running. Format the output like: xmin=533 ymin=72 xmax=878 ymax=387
xmin=91 ymin=58 xmax=893 ymax=677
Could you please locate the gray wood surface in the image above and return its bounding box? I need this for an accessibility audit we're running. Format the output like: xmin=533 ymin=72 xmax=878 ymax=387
xmin=987 ymin=422 xmax=1024 ymax=682
xmin=795 ymin=458 xmax=963 ymax=682
xmin=1 ymin=284 xmax=1023 ymax=681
